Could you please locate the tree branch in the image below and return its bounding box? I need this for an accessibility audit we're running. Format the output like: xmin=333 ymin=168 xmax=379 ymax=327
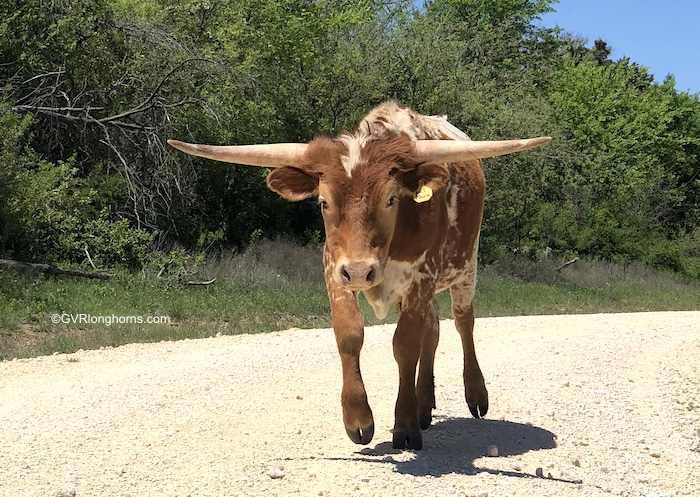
xmin=556 ymin=257 xmax=580 ymax=272
xmin=96 ymin=58 xmax=212 ymax=125
xmin=185 ymin=278 xmax=217 ymax=286
xmin=11 ymin=105 xmax=154 ymax=131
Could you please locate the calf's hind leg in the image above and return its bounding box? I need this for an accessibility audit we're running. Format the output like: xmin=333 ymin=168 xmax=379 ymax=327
xmin=450 ymin=284 xmax=488 ymax=418
xmin=392 ymin=297 xmax=438 ymax=450
xmin=416 ymin=298 xmax=439 ymax=430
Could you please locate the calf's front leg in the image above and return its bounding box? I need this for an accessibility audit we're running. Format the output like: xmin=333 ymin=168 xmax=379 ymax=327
xmin=329 ymin=288 xmax=374 ymax=445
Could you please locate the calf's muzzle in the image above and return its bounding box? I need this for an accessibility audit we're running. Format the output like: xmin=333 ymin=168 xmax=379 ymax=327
xmin=339 ymin=260 xmax=381 ymax=289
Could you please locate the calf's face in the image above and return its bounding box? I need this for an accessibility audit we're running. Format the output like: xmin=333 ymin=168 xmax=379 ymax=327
xmin=266 ymin=134 xmax=449 ymax=291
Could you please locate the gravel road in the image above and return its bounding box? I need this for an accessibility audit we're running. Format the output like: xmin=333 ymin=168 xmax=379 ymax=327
xmin=1 ymin=312 xmax=699 ymax=497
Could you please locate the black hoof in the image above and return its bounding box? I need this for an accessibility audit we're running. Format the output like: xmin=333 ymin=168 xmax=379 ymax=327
xmin=466 ymin=387 xmax=489 ymax=418
xmin=346 ymin=423 xmax=374 ymax=445
xmin=392 ymin=430 xmax=423 ymax=450
xmin=468 ymin=400 xmax=488 ymax=418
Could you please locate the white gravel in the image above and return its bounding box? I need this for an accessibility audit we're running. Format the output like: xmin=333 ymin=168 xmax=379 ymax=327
xmin=1 ymin=311 xmax=699 ymax=497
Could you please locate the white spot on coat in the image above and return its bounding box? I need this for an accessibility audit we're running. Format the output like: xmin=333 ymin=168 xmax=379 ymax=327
xmin=339 ymin=135 xmax=367 ymax=178
xmin=363 ymin=253 xmax=427 ymax=319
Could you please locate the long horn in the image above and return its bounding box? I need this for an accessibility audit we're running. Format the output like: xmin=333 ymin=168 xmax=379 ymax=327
xmin=167 ymin=140 xmax=308 ymax=167
xmin=414 ymin=136 xmax=551 ymax=163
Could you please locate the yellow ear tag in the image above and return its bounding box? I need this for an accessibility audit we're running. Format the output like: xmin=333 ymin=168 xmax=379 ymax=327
xmin=413 ymin=180 xmax=433 ymax=203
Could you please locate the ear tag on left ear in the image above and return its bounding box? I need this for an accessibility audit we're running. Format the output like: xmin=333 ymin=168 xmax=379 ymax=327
xmin=414 ymin=180 xmax=433 ymax=203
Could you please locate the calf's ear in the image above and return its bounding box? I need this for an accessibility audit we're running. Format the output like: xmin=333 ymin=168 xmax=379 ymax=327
xmin=267 ymin=167 xmax=319 ymax=201
xmin=397 ymin=163 xmax=450 ymax=193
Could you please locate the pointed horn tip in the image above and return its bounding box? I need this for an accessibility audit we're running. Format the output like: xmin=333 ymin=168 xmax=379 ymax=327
xmin=167 ymin=139 xmax=192 ymax=152
xmin=520 ymin=136 xmax=552 ymax=150
xmin=521 ymin=136 xmax=552 ymax=146
xmin=167 ymin=139 xmax=209 ymax=157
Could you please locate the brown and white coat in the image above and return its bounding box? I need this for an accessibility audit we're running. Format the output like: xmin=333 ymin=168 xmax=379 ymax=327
xmin=169 ymin=101 xmax=550 ymax=450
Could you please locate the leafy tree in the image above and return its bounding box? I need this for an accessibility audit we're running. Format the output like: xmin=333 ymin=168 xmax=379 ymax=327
xmin=546 ymin=53 xmax=700 ymax=270
xmin=386 ymin=0 xmax=561 ymax=259
xmin=590 ymin=38 xmax=612 ymax=66
xmin=1 ymin=0 xmax=699 ymax=276
xmin=0 ymin=105 xmax=154 ymax=266
xmin=1 ymin=0 xmax=216 ymax=245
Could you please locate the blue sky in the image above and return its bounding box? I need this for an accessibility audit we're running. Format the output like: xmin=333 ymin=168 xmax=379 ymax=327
xmin=538 ymin=0 xmax=699 ymax=94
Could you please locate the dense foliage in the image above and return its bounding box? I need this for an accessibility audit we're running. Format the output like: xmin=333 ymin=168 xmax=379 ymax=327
xmin=2 ymin=0 xmax=699 ymax=275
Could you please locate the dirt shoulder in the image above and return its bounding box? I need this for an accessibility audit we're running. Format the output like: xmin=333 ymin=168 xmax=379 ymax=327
xmin=1 ymin=312 xmax=699 ymax=497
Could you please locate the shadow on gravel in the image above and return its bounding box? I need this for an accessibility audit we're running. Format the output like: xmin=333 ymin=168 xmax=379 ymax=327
xmin=338 ymin=417 xmax=564 ymax=479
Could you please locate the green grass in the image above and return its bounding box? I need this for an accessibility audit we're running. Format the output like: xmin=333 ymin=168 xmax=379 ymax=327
xmin=0 ymin=272 xmax=333 ymax=360
xmin=473 ymin=278 xmax=700 ymax=316
xmin=1 ymin=243 xmax=698 ymax=361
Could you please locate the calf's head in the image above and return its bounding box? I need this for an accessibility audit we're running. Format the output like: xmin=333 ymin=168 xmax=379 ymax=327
xmin=266 ymin=134 xmax=451 ymax=290
xmin=168 ymin=131 xmax=550 ymax=291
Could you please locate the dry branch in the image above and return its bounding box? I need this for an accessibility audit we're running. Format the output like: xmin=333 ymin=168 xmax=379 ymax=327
xmin=185 ymin=278 xmax=217 ymax=287
xmin=11 ymin=105 xmax=154 ymax=131
xmin=10 ymin=58 xmax=208 ymax=133
xmin=556 ymin=257 xmax=580 ymax=272
xmin=84 ymin=245 xmax=98 ymax=271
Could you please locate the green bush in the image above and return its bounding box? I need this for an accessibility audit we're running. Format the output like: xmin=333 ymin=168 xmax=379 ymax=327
xmin=82 ymin=217 xmax=156 ymax=269
xmin=0 ymin=109 xmax=154 ymax=268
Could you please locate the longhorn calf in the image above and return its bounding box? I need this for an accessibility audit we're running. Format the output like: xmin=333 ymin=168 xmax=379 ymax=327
xmin=169 ymin=102 xmax=550 ymax=450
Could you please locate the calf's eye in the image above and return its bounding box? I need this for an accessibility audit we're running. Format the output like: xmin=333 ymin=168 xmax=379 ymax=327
xmin=387 ymin=196 xmax=397 ymax=207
